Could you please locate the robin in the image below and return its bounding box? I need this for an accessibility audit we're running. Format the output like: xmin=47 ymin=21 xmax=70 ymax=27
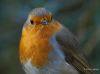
xmin=19 ymin=8 xmax=94 ymax=74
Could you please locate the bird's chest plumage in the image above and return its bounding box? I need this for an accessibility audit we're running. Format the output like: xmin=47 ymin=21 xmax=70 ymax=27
xmin=20 ymin=35 xmax=78 ymax=74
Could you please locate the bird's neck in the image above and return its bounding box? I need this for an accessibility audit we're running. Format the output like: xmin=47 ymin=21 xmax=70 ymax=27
xmin=19 ymin=28 xmax=53 ymax=68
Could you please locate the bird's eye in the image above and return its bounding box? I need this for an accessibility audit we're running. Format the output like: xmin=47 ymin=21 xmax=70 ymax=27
xmin=41 ymin=20 xmax=48 ymax=25
xmin=30 ymin=20 xmax=34 ymax=25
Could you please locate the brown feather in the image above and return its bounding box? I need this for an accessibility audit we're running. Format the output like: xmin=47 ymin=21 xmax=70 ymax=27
xmin=56 ymin=26 xmax=95 ymax=74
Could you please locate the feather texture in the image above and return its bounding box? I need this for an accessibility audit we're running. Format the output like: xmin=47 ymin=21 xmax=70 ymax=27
xmin=56 ymin=27 xmax=95 ymax=74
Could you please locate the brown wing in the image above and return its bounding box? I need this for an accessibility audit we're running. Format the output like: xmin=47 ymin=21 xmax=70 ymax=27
xmin=56 ymin=27 xmax=95 ymax=74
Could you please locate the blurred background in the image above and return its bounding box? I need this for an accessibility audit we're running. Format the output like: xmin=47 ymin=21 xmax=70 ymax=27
xmin=0 ymin=0 xmax=100 ymax=74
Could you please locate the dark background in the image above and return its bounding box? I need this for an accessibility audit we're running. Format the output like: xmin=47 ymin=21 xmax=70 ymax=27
xmin=0 ymin=0 xmax=100 ymax=74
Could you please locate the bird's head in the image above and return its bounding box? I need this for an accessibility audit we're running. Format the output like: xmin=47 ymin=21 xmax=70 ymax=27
xmin=22 ymin=8 xmax=61 ymax=39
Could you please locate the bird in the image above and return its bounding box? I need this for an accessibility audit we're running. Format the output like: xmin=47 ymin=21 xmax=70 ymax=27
xmin=19 ymin=8 xmax=95 ymax=74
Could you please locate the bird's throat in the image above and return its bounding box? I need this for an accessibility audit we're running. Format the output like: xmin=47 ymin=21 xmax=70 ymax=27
xmin=19 ymin=28 xmax=53 ymax=68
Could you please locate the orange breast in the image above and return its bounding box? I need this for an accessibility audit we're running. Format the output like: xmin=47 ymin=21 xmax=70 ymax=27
xmin=19 ymin=26 xmax=53 ymax=68
xmin=19 ymin=19 xmax=62 ymax=68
